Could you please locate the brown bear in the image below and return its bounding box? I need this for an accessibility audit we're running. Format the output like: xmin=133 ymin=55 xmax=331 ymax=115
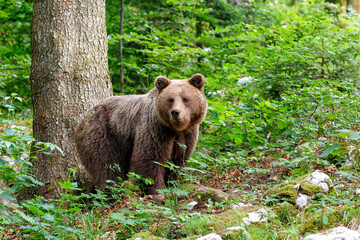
xmin=75 ymin=73 xmax=207 ymax=195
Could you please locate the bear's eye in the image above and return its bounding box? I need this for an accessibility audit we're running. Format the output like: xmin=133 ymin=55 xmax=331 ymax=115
xmin=168 ymin=98 xmax=174 ymax=103
xmin=183 ymin=98 xmax=189 ymax=103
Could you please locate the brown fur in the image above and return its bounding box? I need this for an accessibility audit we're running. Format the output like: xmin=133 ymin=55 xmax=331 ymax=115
xmin=75 ymin=74 xmax=207 ymax=195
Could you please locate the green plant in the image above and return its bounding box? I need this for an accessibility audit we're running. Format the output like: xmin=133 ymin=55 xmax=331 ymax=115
xmin=127 ymin=172 xmax=154 ymax=193
xmin=110 ymin=201 xmax=167 ymax=239
xmin=0 ymin=95 xmax=41 ymax=205
xmin=158 ymin=187 xmax=189 ymax=213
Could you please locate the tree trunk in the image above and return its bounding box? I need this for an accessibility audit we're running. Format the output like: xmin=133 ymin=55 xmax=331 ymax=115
xmin=119 ymin=0 xmax=125 ymax=93
xmin=30 ymin=0 xmax=113 ymax=198
xmin=349 ymin=0 xmax=360 ymax=12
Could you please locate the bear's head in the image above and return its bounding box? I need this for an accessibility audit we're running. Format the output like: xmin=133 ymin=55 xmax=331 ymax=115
xmin=155 ymin=73 xmax=207 ymax=132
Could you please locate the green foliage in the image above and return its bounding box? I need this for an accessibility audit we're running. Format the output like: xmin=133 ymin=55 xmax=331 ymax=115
xmin=243 ymin=14 xmax=360 ymax=99
xmin=110 ymin=203 xmax=164 ymax=239
xmin=0 ymin=182 xmax=114 ymax=239
xmin=0 ymin=95 xmax=39 ymax=207
xmin=106 ymin=0 xmax=246 ymax=93
xmin=0 ymin=0 xmax=32 ymax=98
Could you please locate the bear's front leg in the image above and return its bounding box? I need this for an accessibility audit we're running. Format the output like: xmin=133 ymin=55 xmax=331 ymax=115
xmin=130 ymin=151 xmax=170 ymax=195
xmin=129 ymin=131 xmax=175 ymax=195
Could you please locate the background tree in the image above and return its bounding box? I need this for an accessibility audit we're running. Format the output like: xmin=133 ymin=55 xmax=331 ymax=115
xmin=119 ymin=0 xmax=125 ymax=93
xmin=349 ymin=0 xmax=360 ymax=12
xmin=30 ymin=0 xmax=112 ymax=197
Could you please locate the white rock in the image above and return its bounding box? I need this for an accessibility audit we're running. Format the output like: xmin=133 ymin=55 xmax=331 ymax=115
xmin=242 ymin=217 xmax=251 ymax=226
xmin=318 ymin=182 xmax=329 ymax=192
xmin=346 ymin=145 xmax=356 ymax=166
xmin=226 ymin=226 xmax=244 ymax=231
xmin=302 ymin=227 xmax=360 ymax=240
xmin=237 ymin=77 xmax=254 ymax=85
xmin=196 ymin=233 xmax=222 ymax=240
xmin=296 ymin=193 xmax=310 ymax=208
xmin=304 ymin=170 xmax=333 ymax=192
xmin=231 ymin=203 xmax=252 ymax=209
xmin=242 ymin=208 xmax=268 ymax=226
xmin=184 ymin=201 xmax=198 ymax=210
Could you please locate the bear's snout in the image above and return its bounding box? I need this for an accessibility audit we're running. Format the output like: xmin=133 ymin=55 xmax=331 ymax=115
xmin=171 ymin=109 xmax=180 ymax=119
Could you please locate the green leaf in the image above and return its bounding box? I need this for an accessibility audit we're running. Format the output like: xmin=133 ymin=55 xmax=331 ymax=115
xmin=291 ymin=168 xmax=304 ymax=175
xmin=237 ymin=150 xmax=248 ymax=156
xmin=277 ymin=120 xmax=288 ymax=130
xmin=44 ymin=214 xmax=55 ymax=222
xmin=235 ymin=137 xmax=242 ymax=145
xmin=28 ymin=205 xmax=45 ymax=216
xmin=58 ymin=181 xmax=80 ymax=190
xmin=0 ymin=10 xmax=9 ymax=18
xmin=320 ymin=143 xmax=339 ymax=158
xmin=249 ymin=138 xmax=263 ymax=148
xmin=0 ymin=191 xmax=16 ymax=201
xmin=5 ymin=128 xmax=16 ymax=136
xmin=42 ymin=152 xmax=53 ymax=155
xmin=68 ymin=207 xmax=82 ymax=213
xmin=14 ymin=209 xmax=36 ymax=223
xmin=349 ymin=134 xmax=360 ymax=141
xmin=0 ymin=158 xmax=7 ymax=165
xmin=322 ymin=213 xmax=328 ymax=225
xmin=111 ymin=212 xmax=137 ymax=226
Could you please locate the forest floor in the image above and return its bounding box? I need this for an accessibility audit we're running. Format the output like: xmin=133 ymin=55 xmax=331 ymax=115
xmin=101 ymin=149 xmax=360 ymax=240
xmin=1 ymin=119 xmax=359 ymax=240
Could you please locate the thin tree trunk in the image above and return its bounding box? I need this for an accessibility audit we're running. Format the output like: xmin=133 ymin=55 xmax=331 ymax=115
xmin=119 ymin=0 xmax=124 ymax=93
xmin=30 ymin=0 xmax=113 ymax=198
xmin=195 ymin=17 xmax=203 ymax=63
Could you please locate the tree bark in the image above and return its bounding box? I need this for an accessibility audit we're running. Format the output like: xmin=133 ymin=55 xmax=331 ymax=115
xmin=349 ymin=0 xmax=360 ymax=12
xmin=30 ymin=0 xmax=113 ymax=198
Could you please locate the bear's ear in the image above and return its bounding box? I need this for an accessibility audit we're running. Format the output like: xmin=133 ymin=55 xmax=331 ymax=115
xmin=155 ymin=76 xmax=171 ymax=90
xmin=189 ymin=73 xmax=205 ymax=90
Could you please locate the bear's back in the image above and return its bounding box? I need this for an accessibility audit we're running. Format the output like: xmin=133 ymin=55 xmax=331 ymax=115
xmin=98 ymin=90 xmax=159 ymax=139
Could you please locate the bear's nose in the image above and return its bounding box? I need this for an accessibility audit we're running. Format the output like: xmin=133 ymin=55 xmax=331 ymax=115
xmin=171 ymin=109 xmax=180 ymax=119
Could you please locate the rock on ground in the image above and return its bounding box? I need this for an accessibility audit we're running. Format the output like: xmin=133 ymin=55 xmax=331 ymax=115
xmin=226 ymin=226 xmax=244 ymax=231
xmin=243 ymin=208 xmax=268 ymax=226
xmin=296 ymin=193 xmax=315 ymax=208
xmin=231 ymin=202 xmax=252 ymax=209
xmin=196 ymin=233 xmax=222 ymax=240
xmin=304 ymin=170 xmax=333 ymax=192
xmin=193 ymin=186 xmax=230 ymax=202
xmin=295 ymin=170 xmax=333 ymax=208
xmin=302 ymin=227 xmax=360 ymax=240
